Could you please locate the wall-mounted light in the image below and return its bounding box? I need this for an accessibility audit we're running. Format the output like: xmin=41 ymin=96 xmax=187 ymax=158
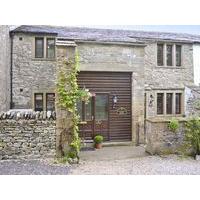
xmin=112 ymin=95 xmax=118 ymax=109
xmin=149 ymin=94 xmax=154 ymax=107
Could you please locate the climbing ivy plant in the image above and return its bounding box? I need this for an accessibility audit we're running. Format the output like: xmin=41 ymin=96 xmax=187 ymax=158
xmin=56 ymin=51 xmax=91 ymax=163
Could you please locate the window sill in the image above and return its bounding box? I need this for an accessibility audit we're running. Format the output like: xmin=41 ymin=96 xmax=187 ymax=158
xmin=32 ymin=58 xmax=57 ymax=62
xmin=156 ymin=65 xmax=184 ymax=69
xmin=146 ymin=116 xmax=187 ymax=123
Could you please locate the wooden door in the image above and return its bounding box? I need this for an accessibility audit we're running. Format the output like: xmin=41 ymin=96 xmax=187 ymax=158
xmin=78 ymin=93 xmax=109 ymax=141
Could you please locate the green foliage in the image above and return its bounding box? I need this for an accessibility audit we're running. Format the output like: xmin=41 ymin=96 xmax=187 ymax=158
xmin=194 ymin=100 xmax=200 ymax=110
xmin=168 ymin=119 xmax=179 ymax=133
xmin=56 ymin=51 xmax=85 ymax=162
xmin=94 ymin=135 xmax=104 ymax=144
xmin=185 ymin=118 xmax=200 ymax=155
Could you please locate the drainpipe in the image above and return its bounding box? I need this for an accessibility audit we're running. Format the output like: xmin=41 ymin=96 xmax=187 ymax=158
xmin=9 ymin=32 xmax=14 ymax=109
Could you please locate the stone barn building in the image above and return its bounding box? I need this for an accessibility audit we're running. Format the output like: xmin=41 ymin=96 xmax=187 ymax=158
xmin=1 ymin=25 xmax=200 ymax=159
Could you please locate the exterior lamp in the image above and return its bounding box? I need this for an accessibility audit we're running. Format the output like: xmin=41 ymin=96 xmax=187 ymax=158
xmin=149 ymin=94 xmax=154 ymax=107
xmin=112 ymin=95 xmax=118 ymax=109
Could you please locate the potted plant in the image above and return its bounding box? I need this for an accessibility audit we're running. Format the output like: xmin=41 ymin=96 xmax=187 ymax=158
xmin=79 ymin=88 xmax=92 ymax=104
xmin=94 ymin=135 xmax=104 ymax=149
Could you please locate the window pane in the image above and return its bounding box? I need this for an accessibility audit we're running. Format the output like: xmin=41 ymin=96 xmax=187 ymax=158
xmin=85 ymin=98 xmax=92 ymax=121
xmin=157 ymin=93 xmax=164 ymax=115
xmin=176 ymin=45 xmax=181 ymax=66
xmin=157 ymin=44 xmax=164 ymax=66
xmin=46 ymin=93 xmax=55 ymax=111
xmin=35 ymin=38 xmax=44 ymax=58
xmin=34 ymin=93 xmax=43 ymax=111
xmin=167 ymin=45 xmax=173 ymax=66
xmin=47 ymin=38 xmax=55 ymax=58
xmin=77 ymin=100 xmax=83 ymax=120
xmin=166 ymin=93 xmax=173 ymax=114
xmin=176 ymin=93 xmax=182 ymax=114
xmin=95 ymin=95 xmax=108 ymax=120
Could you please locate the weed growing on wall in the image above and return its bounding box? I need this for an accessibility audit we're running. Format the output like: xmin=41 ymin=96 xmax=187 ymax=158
xmin=168 ymin=119 xmax=179 ymax=133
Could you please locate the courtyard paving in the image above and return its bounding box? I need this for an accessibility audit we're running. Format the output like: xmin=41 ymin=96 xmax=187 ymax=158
xmin=0 ymin=146 xmax=200 ymax=175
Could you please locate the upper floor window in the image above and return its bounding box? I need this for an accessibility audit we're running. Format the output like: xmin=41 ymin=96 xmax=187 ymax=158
xmin=34 ymin=93 xmax=44 ymax=111
xmin=46 ymin=38 xmax=55 ymax=58
xmin=46 ymin=93 xmax=55 ymax=111
xmin=35 ymin=38 xmax=44 ymax=58
xmin=35 ymin=37 xmax=55 ymax=59
xmin=176 ymin=45 xmax=182 ymax=66
xmin=167 ymin=45 xmax=173 ymax=66
xmin=157 ymin=44 xmax=164 ymax=66
xmin=157 ymin=43 xmax=182 ymax=67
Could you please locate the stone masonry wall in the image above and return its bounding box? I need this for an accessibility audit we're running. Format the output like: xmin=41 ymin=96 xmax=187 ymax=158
xmin=145 ymin=118 xmax=186 ymax=155
xmin=0 ymin=111 xmax=56 ymax=160
xmin=0 ymin=26 xmax=11 ymax=112
xmin=12 ymin=33 xmax=57 ymax=109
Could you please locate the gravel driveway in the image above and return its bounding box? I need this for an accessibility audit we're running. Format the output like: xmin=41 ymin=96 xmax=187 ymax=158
xmin=70 ymin=155 xmax=200 ymax=175
xmin=0 ymin=159 xmax=71 ymax=175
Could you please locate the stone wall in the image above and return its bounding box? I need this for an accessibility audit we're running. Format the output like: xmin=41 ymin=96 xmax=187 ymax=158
xmin=0 ymin=26 xmax=11 ymax=112
xmin=145 ymin=118 xmax=186 ymax=155
xmin=0 ymin=111 xmax=56 ymax=160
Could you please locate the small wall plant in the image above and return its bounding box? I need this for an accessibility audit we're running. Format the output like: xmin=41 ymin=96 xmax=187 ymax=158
xmin=168 ymin=119 xmax=179 ymax=133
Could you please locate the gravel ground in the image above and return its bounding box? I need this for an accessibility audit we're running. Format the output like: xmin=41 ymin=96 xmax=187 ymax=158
xmin=0 ymin=159 xmax=71 ymax=175
xmin=0 ymin=155 xmax=200 ymax=175
xmin=70 ymin=155 xmax=200 ymax=175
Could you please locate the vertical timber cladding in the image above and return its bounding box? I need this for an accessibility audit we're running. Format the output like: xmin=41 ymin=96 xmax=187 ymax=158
xmin=77 ymin=72 xmax=132 ymax=141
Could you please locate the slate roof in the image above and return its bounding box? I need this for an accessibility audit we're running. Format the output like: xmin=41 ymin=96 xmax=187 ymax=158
xmin=11 ymin=25 xmax=200 ymax=44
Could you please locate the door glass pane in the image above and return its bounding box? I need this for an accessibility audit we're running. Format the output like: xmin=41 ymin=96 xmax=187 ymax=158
xmin=77 ymin=100 xmax=82 ymax=120
xmin=85 ymin=98 xmax=92 ymax=121
xmin=95 ymin=95 xmax=108 ymax=120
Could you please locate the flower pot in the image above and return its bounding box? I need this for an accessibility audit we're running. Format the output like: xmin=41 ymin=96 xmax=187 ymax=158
xmin=95 ymin=143 xmax=102 ymax=149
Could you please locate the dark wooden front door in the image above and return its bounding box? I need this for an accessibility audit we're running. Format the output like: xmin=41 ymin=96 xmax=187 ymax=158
xmin=79 ymin=93 xmax=109 ymax=140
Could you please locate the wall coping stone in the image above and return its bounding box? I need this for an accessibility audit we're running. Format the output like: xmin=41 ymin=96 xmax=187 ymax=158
xmin=0 ymin=109 xmax=56 ymax=120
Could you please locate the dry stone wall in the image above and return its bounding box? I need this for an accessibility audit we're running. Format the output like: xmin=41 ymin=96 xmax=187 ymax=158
xmin=0 ymin=111 xmax=56 ymax=160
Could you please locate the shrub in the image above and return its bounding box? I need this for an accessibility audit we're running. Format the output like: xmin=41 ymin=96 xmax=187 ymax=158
xmin=168 ymin=119 xmax=179 ymax=133
xmin=94 ymin=135 xmax=104 ymax=144
xmin=185 ymin=118 xmax=200 ymax=155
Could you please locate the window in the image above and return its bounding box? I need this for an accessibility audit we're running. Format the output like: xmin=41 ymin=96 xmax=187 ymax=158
xmin=166 ymin=93 xmax=173 ymax=114
xmin=46 ymin=38 xmax=55 ymax=58
xmin=157 ymin=93 xmax=164 ymax=115
xmin=157 ymin=43 xmax=182 ymax=67
xmin=176 ymin=93 xmax=182 ymax=114
xmin=46 ymin=93 xmax=55 ymax=111
xmin=35 ymin=38 xmax=44 ymax=58
xmin=157 ymin=44 xmax=164 ymax=66
xmin=34 ymin=93 xmax=43 ymax=111
xmin=167 ymin=45 xmax=173 ymax=66
xmin=176 ymin=45 xmax=182 ymax=66
xmin=156 ymin=91 xmax=183 ymax=116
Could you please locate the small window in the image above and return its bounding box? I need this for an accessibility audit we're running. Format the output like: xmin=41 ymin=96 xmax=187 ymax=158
xmin=176 ymin=45 xmax=182 ymax=66
xmin=157 ymin=44 xmax=164 ymax=66
xmin=167 ymin=45 xmax=173 ymax=66
xmin=46 ymin=38 xmax=55 ymax=58
xmin=34 ymin=93 xmax=43 ymax=111
xmin=35 ymin=38 xmax=44 ymax=58
xmin=166 ymin=93 xmax=173 ymax=114
xmin=157 ymin=93 xmax=164 ymax=115
xmin=176 ymin=93 xmax=182 ymax=114
xmin=46 ymin=93 xmax=55 ymax=111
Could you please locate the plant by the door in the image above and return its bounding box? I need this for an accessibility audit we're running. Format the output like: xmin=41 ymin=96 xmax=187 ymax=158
xmin=78 ymin=88 xmax=92 ymax=104
xmin=94 ymin=135 xmax=104 ymax=149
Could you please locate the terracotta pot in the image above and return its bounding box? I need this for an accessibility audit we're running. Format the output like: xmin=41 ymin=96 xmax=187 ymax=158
xmin=95 ymin=143 xmax=102 ymax=149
